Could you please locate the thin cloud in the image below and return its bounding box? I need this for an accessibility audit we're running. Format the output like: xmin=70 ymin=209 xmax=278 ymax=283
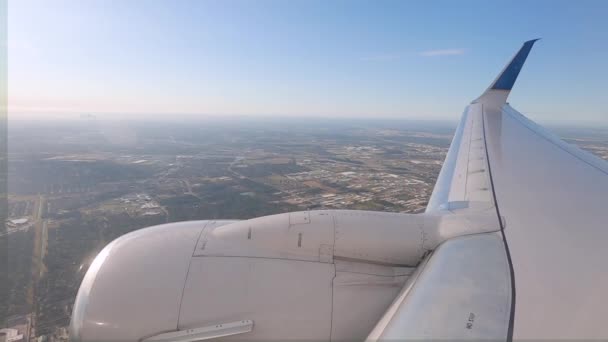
xmin=361 ymin=53 xmax=401 ymax=62
xmin=419 ymin=48 xmax=466 ymax=57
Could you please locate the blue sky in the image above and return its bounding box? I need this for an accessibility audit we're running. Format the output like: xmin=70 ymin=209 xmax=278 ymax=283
xmin=7 ymin=0 xmax=608 ymax=124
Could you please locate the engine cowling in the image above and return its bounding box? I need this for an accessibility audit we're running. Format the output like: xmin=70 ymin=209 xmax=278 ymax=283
xmin=70 ymin=209 xmax=498 ymax=341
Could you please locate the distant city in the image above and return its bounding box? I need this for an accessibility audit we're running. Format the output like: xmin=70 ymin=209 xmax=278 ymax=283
xmin=3 ymin=117 xmax=608 ymax=341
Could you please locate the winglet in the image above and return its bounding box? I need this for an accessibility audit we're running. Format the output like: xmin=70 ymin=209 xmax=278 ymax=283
xmin=474 ymin=39 xmax=540 ymax=105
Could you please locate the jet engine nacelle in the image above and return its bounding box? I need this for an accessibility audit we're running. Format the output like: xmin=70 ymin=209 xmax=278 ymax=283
xmin=70 ymin=209 xmax=498 ymax=341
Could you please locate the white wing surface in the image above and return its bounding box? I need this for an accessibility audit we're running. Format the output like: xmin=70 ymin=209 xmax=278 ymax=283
xmin=427 ymin=39 xmax=608 ymax=340
xmin=486 ymin=98 xmax=608 ymax=340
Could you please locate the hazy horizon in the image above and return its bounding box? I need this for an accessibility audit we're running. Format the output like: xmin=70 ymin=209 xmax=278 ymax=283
xmin=8 ymin=111 xmax=608 ymax=130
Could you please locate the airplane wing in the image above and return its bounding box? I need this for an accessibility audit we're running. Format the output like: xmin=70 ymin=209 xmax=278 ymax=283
xmin=485 ymin=105 xmax=608 ymax=340
xmin=69 ymin=41 xmax=608 ymax=342
xmin=482 ymin=58 xmax=608 ymax=340
xmin=422 ymin=39 xmax=608 ymax=340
